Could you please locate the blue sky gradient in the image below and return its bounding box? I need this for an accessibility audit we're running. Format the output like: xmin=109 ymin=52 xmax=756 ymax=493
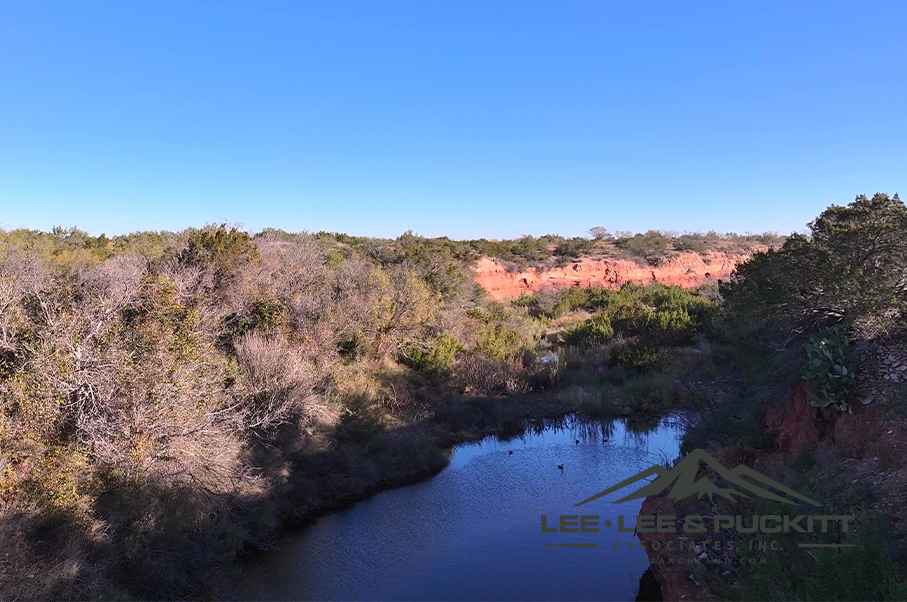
xmin=1 ymin=1 xmax=904 ymax=238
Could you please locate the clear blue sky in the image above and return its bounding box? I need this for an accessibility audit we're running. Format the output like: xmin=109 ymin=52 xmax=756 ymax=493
xmin=1 ymin=1 xmax=904 ymax=239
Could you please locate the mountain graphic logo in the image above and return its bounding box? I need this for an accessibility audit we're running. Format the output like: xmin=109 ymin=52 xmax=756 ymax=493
xmin=575 ymin=449 xmax=820 ymax=507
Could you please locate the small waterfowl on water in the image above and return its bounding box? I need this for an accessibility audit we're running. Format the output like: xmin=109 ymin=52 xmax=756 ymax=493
xmin=575 ymin=439 xmax=579 ymax=444
xmin=508 ymin=450 xmax=513 ymax=455
xmin=557 ymin=464 xmax=564 ymax=470
xmin=602 ymin=437 xmax=609 ymax=443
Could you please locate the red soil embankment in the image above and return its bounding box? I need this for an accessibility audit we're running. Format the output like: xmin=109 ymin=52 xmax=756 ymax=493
xmin=766 ymin=386 xmax=907 ymax=470
xmin=473 ymin=250 xmax=759 ymax=301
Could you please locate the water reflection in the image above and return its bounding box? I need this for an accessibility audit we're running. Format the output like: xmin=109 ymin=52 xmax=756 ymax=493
xmin=449 ymin=414 xmax=681 ymax=470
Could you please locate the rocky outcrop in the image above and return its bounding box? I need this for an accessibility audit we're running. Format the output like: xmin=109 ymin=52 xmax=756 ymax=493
xmin=472 ymin=250 xmax=759 ymax=301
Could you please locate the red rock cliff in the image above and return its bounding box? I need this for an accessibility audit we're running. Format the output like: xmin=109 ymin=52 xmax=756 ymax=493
xmin=473 ymin=250 xmax=759 ymax=301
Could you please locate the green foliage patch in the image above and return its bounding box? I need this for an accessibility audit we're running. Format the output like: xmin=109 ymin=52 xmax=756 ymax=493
xmin=560 ymin=283 xmax=717 ymax=350
xmin=800 ymin=325 xmax=856 ymax=408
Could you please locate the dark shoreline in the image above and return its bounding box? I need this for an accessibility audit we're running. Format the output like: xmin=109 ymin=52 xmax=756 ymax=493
xmin=232 ymin=398 xmax=580 ymax=563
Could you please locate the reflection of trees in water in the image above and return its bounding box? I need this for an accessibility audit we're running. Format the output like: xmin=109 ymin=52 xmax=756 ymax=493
xmin=527 ymin=418 xmax=547 ymax=436
xmin=526 ymin=414 xmax=613 ymax=442
xmin=538 ymin=412 xmax=680 ymax=447
xmin=630 ymin=414 xmax=685 ymax=467
xmin=571 ymin=416 xmax=618 ymax=442
xmin=457 ymin=412 xmax=682 ymax=462
xmin=625 ymin=414 xmax=662 ymax=434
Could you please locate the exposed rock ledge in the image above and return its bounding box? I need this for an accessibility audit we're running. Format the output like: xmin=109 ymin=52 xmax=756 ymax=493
xmin=473 ymin=250 xmax=761 ymax=301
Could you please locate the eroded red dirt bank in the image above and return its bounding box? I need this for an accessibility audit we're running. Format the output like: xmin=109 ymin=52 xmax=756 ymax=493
xmin=473 ymin=250 xmax=758 ymax=301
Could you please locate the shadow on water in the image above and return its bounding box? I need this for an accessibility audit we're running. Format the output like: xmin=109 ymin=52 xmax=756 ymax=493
xmin=238 ymin=413 xmax=683 ymax=601
xmin=634 ymin=567 xmax=663 ymax=602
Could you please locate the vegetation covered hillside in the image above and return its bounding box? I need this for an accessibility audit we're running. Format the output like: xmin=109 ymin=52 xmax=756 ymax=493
xmin=0 ymin=223 xmax=723 ymax=599
xmin=0 ymin=197 xmax=901 ymax=601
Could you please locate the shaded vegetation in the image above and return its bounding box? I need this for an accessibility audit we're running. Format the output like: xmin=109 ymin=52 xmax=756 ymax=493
xmin=674 ymin=193 xmax=907 ymax=600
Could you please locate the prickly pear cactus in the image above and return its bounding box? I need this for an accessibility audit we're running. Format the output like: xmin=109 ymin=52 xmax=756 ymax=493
xmin=801 ymin=325 xmax=856 ymax=409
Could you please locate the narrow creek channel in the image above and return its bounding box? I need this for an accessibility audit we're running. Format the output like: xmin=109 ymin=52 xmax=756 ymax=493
xmin=239 ymin=414 xmax=684 ymax=601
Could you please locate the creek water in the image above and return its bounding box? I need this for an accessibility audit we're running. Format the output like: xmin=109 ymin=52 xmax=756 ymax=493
xmin=239 ymin=414 xmax=684 ymax=601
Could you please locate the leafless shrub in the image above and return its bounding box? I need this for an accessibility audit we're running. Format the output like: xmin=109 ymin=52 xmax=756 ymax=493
xmin=560 ymin=384 xmax=603 ymax=406
xmin=234 ymin=331 xmax=324 ymax=430
xmin=524 ymin=353 xmax=566 ymax=388
xmin=253 ymin=237 xmax=334 ymax=338
xmin=160 ymin=260 xmax=210 ymax=302
xmin=0 ymin=251 xmax=44 ymax=355
xmin=375 ymin=380 xmax=416 ymax=411
xmin=72 ymin=352 xmax=249 ymax=496
xmin=87 ymin=253 xmax=147 ymax=298
xmin=255 ymin=235 xmax=326 ymax=291
xmin=452 ymin=353 xmax=527 ymax=395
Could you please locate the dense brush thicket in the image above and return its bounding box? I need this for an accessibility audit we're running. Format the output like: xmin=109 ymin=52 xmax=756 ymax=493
xmin=0 ymin=225 xmax=548 ymax=599
xmin=0 ymin=221 xmax=742 ymax=598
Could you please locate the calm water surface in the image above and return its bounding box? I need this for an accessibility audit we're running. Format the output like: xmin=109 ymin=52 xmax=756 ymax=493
xmin=240 ymin=415 xmax=684 ymax=601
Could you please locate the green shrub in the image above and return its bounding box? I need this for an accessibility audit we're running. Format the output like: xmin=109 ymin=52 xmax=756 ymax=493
xmin=646 ymin=308 xmax=697 ymax=345
xmin=735 ymin=517 xmax=907 ymax=601
xmin=555 ymin=284 xmax=716 ymax=356
xmin=467 ymin=302 xmax=543 ymax=360
xmin=606 ymin=296 xmax=654 ymax=336
xmin=509 ymin=235 xmax=553 ymax=262
xmin=554 ymin=237 xmax=595 ymax=259
xmin=721 ymin=193 xmax=907 ymax=338
xmin=337 ymin=331 xmax=366 ymax=359
xmin=550 ymin=287 xmax=596 ymax=317
xmin=251 ymin=297 xmax=285 ymax=329
xmin=224 ymin=312 xmax=253 ymax=338
xmin=511 ymin=293 xmax=539 ymax=309
xmin=325 ymin=249 xmax=344 ymax=269
xmin=223 ymin=297 xmax=286 ymax=340
xmin=179 ymin=224 xmax=259 ymax=273
xmin=614 ymin=230 xmax=670 ymax=260
xmin=562 ymin=311 xmax=614 ymax=346
xmin=476 ymin=323 xmax=524 ymax=361
xmin=672 ymin=235 xmax=708 ymax=253
xmin=402 ymin=333 xmax=462 ymax=377
xmin=609 ymin=342 xmax=664 ymax=372
xmin=622 ymin=375 xmax=677 ymax=412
